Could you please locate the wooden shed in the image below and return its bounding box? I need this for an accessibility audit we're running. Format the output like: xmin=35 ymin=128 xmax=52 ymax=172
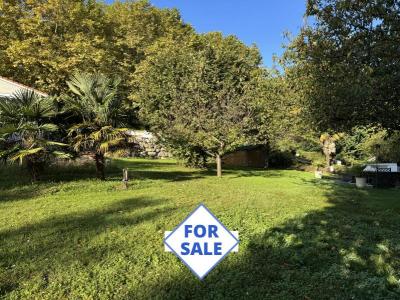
xmin=222 ymin=145 xmax=268 ymax=168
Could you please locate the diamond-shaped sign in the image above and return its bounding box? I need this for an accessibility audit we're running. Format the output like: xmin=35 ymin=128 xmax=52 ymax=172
xmin=164 ymin=204 xmax=239 ymax=279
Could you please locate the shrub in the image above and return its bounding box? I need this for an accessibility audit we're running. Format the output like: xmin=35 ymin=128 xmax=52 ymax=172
xmin=298 ymin=151 xmax=326 ymax=167
xmin=170 ymin=145 xmax=209 ymax=169
xmin=336 ymin=126 xmax=400 ymax=164
xmin=362 ymin=131 xmax=400 ymax=163
xmin=268 ymin=150 xmax=294 ymax=168
xmin=347 ymin=164 xmax=365 ymax=177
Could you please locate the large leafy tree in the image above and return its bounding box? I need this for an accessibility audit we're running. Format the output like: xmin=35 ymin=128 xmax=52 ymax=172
xmin=133 ymin=33 xmax=266 ymax=177
xmin=64 ymin=73 xmax=128 ymax=180
xmin=105 ymin=0 xmax=193 ymax=100
xmin=258 ymin=68 xmax=318 ymax=153
xmin=0 ymin=0 xmax=111 ymax=95
xmin=0 ymin=90 xmax=68 ymax=180
xmin=286 ymin=0 xmax=400 ymax=132
xmin=0 ymin=0 xmax=192 ymax=97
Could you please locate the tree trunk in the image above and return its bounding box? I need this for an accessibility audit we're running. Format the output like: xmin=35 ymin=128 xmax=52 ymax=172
xmin=27 ymin=159 xmax=38 ymax=182
xmin=216 ymin=154 xmax=222 ymax=177
xmin=263 ymin=142 xmax=271 ymax=169
xmin=325 ymin=155 xmax=331 ymax=167
xmin=95 ymin=153 xmax=106 ymax=180
xmin=321 ymin=137 xmax=336 ymax=167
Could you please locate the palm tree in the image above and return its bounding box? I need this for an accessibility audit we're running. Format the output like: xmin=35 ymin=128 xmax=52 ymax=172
xmin=64 ymin=73 xmax=128 ymax=180
xmin=0 ymin=89 xmax=69 ymax=180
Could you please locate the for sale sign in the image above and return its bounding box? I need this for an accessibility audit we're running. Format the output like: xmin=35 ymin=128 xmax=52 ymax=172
xmin=164 ymin=204 xmax=239 ymax=279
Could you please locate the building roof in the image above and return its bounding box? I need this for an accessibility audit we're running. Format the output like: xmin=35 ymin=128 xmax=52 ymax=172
xmin=0 ymin=76 xmax=48 ymax=97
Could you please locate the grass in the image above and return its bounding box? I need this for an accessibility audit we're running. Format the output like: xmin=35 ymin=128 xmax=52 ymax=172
xmin=1 ymin=158 xmax=400 ymax=299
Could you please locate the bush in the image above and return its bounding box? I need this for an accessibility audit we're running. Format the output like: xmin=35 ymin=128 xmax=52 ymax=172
xmin=332 ymin=164 xmax=347 ymax=174
xmin=347 ymin=164 xmax=365 ymax=177
xmin=335 ymin=126 xmax=376 ymax=164
xmin=170 ymin=145 xmax=209 ymax=168
xmin=298 ymin=151 xmax=326 ymax=167
xmin=268 ymin=150 xmax=294 ymax=168
xmin=336 ymin=126 xmax=400 ymax=164
xmin=362 ymin=131 xmax=400 ymax=163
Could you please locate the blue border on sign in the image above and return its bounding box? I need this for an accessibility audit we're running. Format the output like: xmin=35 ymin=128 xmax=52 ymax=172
xmin=163 ymin=203 xmax=239 ymax=280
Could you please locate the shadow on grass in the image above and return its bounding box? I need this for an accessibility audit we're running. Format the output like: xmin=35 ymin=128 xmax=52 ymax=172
xmin=0 ymin=159 xmax=209 ymax=202
xmin=124 ymin=169 xmax=209 ymax=182
xmin=0 ymin=196 xmax=179 ymax=296
xmin=0 ymin=163 xmax=106 ymax=202
xmin=0 ymin=158 xmax=305 ymax=203
xmin=128 ymin=182 xmax=400 ymax=299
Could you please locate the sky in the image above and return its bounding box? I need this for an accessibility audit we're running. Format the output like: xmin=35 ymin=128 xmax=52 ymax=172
xmin=143 ymin=1 xmax=306 ymax=67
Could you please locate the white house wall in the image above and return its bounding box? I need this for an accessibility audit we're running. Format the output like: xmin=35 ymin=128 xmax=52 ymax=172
xmin=0 ymin=77 xmax=47 ymax=97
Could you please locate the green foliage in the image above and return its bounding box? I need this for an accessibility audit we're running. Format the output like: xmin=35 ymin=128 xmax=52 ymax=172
xmin=268 ymin=150 xmax=294 ymax=168
xmin=299 ymin=150 xmax=326 ymax=167
xmin=133 ymin=32 xmax=266 ymax=175
xmin=286 ymin=0 xmax=400 ymax=131
xmin=106 ymin=0 xmax=193 ymax=99
xmin=254 ymin=66 xmax=320 ymax=157
xmin=362 ymin=130 xmax=400 ymax=163
xmin=0 ymin=0 xmax=110 ymax=94
xmin=65 ymin=73 xmax=123 ymax=126
xmin=167 ymin=142 xmax=209 ymax=168
xmin=336 ymin=126 xmax=377 ymax=163
xmin=336 ymin=126 xmax=400 ymax=164
xmin=64 ymin=73 xmax=129 ymax=179
xmin=0 ymin=90 xmax=69 ymax=180
xmin=276 ymin=134 xmax=320 ymax=153
xmin=347 ymin=164 xmax=365 ymax=177
xmin=67 ymin=124 xmax=127 ymax=155
xmin=0 ymin=0 xmax=192 ymax=96
xmin=261 ymin=70 xmax=319 ymax=153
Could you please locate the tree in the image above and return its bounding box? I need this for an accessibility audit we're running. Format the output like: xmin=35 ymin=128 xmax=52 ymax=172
xmin=336 ymin=126 xmax=400 ymax=164
xmin=0 ymin=0 xmax=111 ymax=95
xmin=105 ymin=0 xmax=193 ymax=100
xmin=0 ymin=0 xmax=192 ymax=98
xmin=286 ymin=0 xmax=400 ymax=132
xmin=258 ymin=67 xmax=320 ymax=156
xmin=64 ymin=73 xmax=128 ymax=180
xmin=133 ymin=33 xmax=265 ymax=177
xmin=0 ymin=89 xmax=69 ymax=180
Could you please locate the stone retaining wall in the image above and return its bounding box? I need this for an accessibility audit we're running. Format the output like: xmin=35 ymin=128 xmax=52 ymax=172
xmin=127 ymin=130 xmax=170 ymax=158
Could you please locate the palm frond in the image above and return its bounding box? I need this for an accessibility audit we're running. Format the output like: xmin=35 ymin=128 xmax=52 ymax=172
xmin=45 ymin=141 xmax=69 ymax=147
xmin=99 ymin=137 xmax=125 ymax=153
xmin=0 ymin=124 xmax=18 ymax=136
xmin=39 ymin=123 xmax=59 ymax=132
xmin=0 ymin=145 xmax=20 ymax=159
xmin=10 ymin=147 xmax=44 ymax=164
xmin=65 ymin=72 xmax=123 ymax=126
xmin=0 ymin=89 xmax=55 ymax=124
xmin=51 ymin=151 xmax=72 ymax=159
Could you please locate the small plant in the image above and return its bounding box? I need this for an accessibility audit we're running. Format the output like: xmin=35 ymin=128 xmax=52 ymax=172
xmin=349 ymin=164 xmax=368 ymax=188
xmin=348 ymin=164 xmax=365 ymax=178
xmin=268 ymin=150 xmax=294 ymax=168
xmin=316 ymin=162 xmax=325 ymax=171
xmin=333 ymin=164 xmax=347 ymax=175
xmin=314 ymin=162 xmax=325 ymax=179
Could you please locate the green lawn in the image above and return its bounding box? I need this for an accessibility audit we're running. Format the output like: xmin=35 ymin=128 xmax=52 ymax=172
xmin=1 ymin=159 xmax=400 ymax=299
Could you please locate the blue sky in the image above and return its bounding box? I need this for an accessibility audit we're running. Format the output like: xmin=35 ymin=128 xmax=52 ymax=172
xmin=150 ymin=1 xmax=306 ymax=67
xmin=107 ymin=1 xmax=306 ymax=67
